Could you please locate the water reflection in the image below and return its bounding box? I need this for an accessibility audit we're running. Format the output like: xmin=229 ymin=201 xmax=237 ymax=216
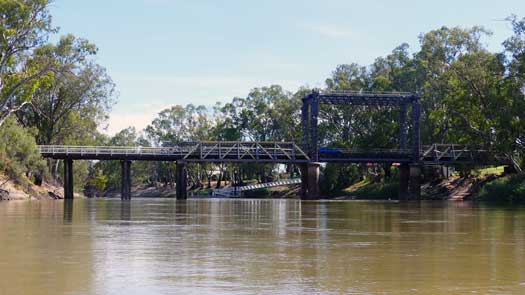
xmin=120 ymin=200 xmax=131 ymax=221
xmin=0 ymin=199 xmax=524 ymax=294
xmin=63 ymin=199 xmax=74 ymax=224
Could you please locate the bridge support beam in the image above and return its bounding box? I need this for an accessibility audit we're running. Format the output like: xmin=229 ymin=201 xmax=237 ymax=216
xmin=121 ymin=160 xmax=132 ymax=200
xmin=299 ymin=163 xmax=320 ymax=200
xmin=63 ymin=158 xmax=74 ymax=199
xmin=176 ymin=161 xmax=187 ymax=200
xmin=398 ymin=163 xmax=421 ymax=201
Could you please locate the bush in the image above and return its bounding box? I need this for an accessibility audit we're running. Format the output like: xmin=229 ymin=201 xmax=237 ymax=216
xmin=321 ymin=163 xmax=361 ymax=193
xmin=0 ymin=117 xmax=45 ymax=185
xmin=478 ymin=173 xmax=525 ymax=204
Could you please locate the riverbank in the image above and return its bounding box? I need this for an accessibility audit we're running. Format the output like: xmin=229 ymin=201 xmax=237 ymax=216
xmin=337 ymin=169 xmax=524 ymax=203
xmin=103 ymin=182 xmax=302 ymax=199
xmin=0 ymin=173 xmax=64 ymax=201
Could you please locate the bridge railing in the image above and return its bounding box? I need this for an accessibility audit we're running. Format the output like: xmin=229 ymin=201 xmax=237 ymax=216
xmin=420 ymin=144 xmax=505 ymax=164
xmin=38 ymin=141 xmax=311 ymax=162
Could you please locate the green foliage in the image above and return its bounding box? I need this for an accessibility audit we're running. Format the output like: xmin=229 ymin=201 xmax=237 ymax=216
xmin=90 ymin=170 xmax=108 ymax=191
xmin=0 ymin=1 xmax=115 ymax=194
xmin=0 ymin=0 xmax=56 ymax=127
xmin=146 ymin=104 xmax=212 ymax=146
xmin=321 ymin=163 xmax=361 ymax=193
xmin=478 ymin=174 xmax=525 ymax=204
xmin=0 ymin=117 xmax=44 ymax=183
xmin=16 ymin=34 xmax=116 ymax=145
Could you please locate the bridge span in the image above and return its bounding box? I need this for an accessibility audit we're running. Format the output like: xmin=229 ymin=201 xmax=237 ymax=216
xmin=37 ymin=91 xmax=507 ymax=201
xmin=38 ymin=142 xmax=501 ymax=201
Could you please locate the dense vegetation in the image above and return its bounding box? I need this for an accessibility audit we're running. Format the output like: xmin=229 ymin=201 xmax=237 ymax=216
xmin=479 ymin=173 xmax=525 ymax=203
xmin=1 ymin=1 xmax=524 ymax=201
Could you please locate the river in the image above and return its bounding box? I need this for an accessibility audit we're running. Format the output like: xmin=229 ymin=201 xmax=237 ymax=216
xmin=0 ymin=199 xmax=524 ymax=295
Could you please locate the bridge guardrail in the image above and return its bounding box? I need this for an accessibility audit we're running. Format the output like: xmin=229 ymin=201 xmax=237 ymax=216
xmin=38 ymin=142 xmax=311 ymax=163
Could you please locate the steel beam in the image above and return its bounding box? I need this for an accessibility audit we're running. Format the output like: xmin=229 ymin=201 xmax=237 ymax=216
xmin=399 ymin=103 xmax=408 ymax=150
xmin=301 ymin=96 xmax=310 ymax=156
xmin=412 ymin=100 xmax=421 ymax=162
xmin=176 ymin=161 xmax=187 ymax=200
xmin=63 ymin=158 xmax=74 ymax=199
xmin=310 ymin=92 xmax=319 ymax=162
xmin=121 ymin=160 xmax=132 ymax=200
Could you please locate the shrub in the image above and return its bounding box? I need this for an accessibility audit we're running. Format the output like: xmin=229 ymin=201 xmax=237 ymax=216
xmin=478 ymin=173 xmax=525 ymax=203
xmin=0 ymin=117 xmax=45 ymax=185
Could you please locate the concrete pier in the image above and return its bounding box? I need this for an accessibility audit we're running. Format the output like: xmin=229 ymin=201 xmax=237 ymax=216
xmin=176 ymin=161 xmax=187 ymax=200
xmin=63 ymin=159 xmax=74 ymax=199
xmin=121 ymin=160 xmax=132 ymax=200
xmin=300 ymin=163 xmax=320 ymax=200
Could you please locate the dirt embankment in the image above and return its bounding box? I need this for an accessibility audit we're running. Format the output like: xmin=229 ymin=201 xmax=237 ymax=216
xmin=0 ymin=173 xmax=64 ymax=201
xmin=423 ymin=174 xmax=499 ymax=201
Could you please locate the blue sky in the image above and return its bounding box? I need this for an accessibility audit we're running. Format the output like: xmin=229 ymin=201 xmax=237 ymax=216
xmin=50 ymin=0 xmax=525 ymax=135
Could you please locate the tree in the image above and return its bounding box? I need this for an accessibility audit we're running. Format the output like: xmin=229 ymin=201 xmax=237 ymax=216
xmin=145 ymin=104 xmax=211 ymax=146
xmin=16 ymin=34 xmax=115 ymax=145
xmin=0 ymin=0 xmax=61 ymax=127
xmin=501 ymin=15 xmax=525 ymax=168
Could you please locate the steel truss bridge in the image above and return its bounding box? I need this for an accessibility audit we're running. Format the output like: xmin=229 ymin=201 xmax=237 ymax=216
xmin=37 ymin=90 xmax=507 ymax=201
xmin=38 ymin=143 xmax=501 ymax=165
xmin=38 ymin=142 xmax=310 ymax=163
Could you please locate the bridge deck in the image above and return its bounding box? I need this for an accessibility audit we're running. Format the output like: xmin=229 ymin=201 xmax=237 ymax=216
xmin=38 ymin=143 xmax=503 ymax=165
xmin=38 ymin=142 xmax=311 ymax=163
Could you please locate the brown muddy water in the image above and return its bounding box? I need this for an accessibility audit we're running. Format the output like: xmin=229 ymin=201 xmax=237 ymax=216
xmin=0 ymin=199 xmax=524 ymax=295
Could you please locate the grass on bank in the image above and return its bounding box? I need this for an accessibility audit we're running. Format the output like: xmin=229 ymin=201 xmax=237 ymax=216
xmin=343 ymin=179 xmax=399 ymax=200
xmin=471 ymin=166 xmax=506 ymax=177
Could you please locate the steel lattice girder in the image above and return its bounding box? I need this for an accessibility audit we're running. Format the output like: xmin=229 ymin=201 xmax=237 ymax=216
xmin=37 ymin=141 xmax=311 ymax=163
xmin=318 ymin=92 xmax=418 ymax=106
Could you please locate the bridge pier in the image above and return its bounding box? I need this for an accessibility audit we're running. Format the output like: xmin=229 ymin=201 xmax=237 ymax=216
xmin=63 ymin=158 xmax=74 ymax=199
xmin=121 ymin=160 xmax=132 ymax=200
xmin=176 ymin=161 xmax=187 ymax=200
xmin=409 ymin=164 xmax=421 ymax=200
xmin=399 ymin=164 xmax=409 ymax=201
xmin=299 ymin=163 xmax=320 ymax=200
xmin=398 ymin=163 xmax=421 ymax=201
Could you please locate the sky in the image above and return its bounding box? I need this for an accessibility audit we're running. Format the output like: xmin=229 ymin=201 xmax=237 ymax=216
xmin=50 ymin=0 xmax=525 ymax=135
